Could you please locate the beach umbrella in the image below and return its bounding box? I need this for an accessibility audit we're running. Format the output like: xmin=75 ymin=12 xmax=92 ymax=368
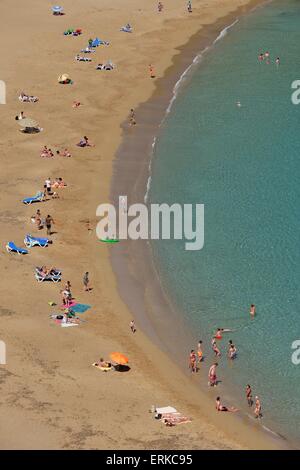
xmin=58 ymin=73 xmax=71 ymax=83
xmin=18 ymin=118 xmax=38 ymax=128
xmin=52 ymin=5 xmax=63 ymax=14
xmin=110 ymin=352 xmax=129 ymax=365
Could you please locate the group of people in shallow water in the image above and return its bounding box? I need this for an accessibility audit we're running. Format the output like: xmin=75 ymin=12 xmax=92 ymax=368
xmin=258 ymin=50 xmax=280 ymax=66
xmin=188 ymin=304 xmax=262 ymax=419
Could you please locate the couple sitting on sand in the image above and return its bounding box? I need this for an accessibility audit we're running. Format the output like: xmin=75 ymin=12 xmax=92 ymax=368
xmin=77 ymin=136 xmax=94 ymax=147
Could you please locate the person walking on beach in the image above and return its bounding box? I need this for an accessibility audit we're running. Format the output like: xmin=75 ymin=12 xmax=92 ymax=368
xmin=130 ymin=320 xmax=136 ymax=333
xmin=187 ymin=1 xmax=192 ymax=13
xmin=254 ymin=396 xmax=262 ymax=418
xmin=149 ymin=64 xmax=155 ymax=79
xmin=250 ymin=304 xmax=256 ymax=317
xmin=129 ymin=108 xmax=136 ymax=126
xmin=246 ymin=384 xmax=253 ymax=407
xmin=189 ymin=350 xmax=197 ymax=373
xmin=208 ymin=362 xmax=218 ymax=387
xmin=45 ymin=214 xmax=54 ymax=236
xmin=157 ymin=2 xmax=163 ymax=12
xmin=45 ymin=177 xmax=52 ymax=196
xmin=211 ymin=337 xmax=221 ymax=357
xmin=83 ymin=272 xmax=90 ymax=292
xmin=197 ymin=340 xmax=203 ymax=363
xmin=216 ymin=397 xmax=238 ymax=413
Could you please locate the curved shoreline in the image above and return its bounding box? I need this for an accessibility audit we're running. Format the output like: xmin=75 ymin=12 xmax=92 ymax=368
xmin=110 ymin=0 xmax=293 ymax=450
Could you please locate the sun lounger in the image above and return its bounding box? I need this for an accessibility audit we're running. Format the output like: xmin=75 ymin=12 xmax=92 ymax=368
xmin=96 ymin=61 xmax=115 ymax=71
xmin=24 ymin=234 xmax=50 ymax=248
xmin=80 ymin=48 xmax=95 ymax=54
xmin=6 ymin=241 xmax=28 ymax=255
xmin=75 ymin=56 xmax=92 ymax=62
xmin=35 ymin=267 xmax=61 ymax=283
xmin=19 ymin=94 xmax=39 ymax=103
xmin=90 ymin=38 xmax=109 ymax=47
xmin=120 ymin=25 xmax=132 ymax=33
xmin=22 ymin=191 xmax=44 ymax=205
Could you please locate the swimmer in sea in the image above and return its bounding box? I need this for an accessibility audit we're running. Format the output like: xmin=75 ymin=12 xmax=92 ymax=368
xmin=236 ymin=101 xmax=242 ymax=107
xmin=250 ymin=304 xmax=256 ymax=317
xmin=258 ymin=53 xmax=264 ymax=62
xmin=264 ymin=51 xmax=270 ymax=64
xmin=216 ymin=397 xmax=238 ymax=412
xmin=275 ymin=57 xmax=280 ymax=66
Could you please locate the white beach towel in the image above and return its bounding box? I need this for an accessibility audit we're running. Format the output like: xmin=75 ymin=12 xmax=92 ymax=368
xmin=156 ymin=406 xmax=177 ymax=414
xmin=61 ymin=323 xmax=79 ymax=328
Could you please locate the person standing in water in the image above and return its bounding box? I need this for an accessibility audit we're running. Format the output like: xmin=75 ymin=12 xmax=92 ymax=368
xmin=254 ymin=396 xmax=262 ymax=418
xmin=228 ymin=340 xmax=237 ymax=360
xmin=197 ymin=340 xmax=203 ymax=363
xmin=250 ymin=304 xmax=256 ymax=317
xmin=275 ymin=57 xmax=280 ymax=66
xmin=189 ymin=350 xmax=197 ymax=373
xmin=208 ymin=362 xmax=218 ymax=387
xmin=246 ymin=384 xmax=253 ymax=407
xmin=211 ymin=338 xmax=221 ymax=357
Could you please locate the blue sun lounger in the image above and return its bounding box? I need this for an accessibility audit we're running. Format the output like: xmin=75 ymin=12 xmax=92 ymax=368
xmin=22 ymin=191 xmax=44 ymax=205
xmin=6 ymin=241 xmax=28 ymax=255
xmin=24 ymin=234 xmax=50 ymax=248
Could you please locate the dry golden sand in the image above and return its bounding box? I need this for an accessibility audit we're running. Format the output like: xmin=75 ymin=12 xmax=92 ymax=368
xmin=0 ymin=0 xmax=285 ymax=450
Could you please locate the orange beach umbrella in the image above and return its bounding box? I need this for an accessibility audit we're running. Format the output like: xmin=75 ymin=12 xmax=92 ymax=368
xmin=110 ymin=352 xmax=129 ymax=365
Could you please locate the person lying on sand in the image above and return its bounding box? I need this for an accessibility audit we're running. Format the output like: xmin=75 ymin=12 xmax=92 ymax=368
xmin=98 ymin=358 xmax=112 ymax=368
xmin=72 ymin=101 xmax=82 ymax=108
xmin=40 ymin=146 xmax=54 ymax=158
xmin=216 ymin=397 xmax=238 ymax=413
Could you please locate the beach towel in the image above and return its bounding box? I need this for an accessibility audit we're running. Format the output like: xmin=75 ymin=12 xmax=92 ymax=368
xmin=61 ymin=323 xmax=78 ymax=328
xmin=156 ymin=406 xmax=177 ymax=414
xmin=70 ymin=303 xmax=91 ymax=314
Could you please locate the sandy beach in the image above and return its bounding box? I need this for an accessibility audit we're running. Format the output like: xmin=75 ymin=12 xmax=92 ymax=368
xmin=0 ymin=0 xmax=288 ymax=450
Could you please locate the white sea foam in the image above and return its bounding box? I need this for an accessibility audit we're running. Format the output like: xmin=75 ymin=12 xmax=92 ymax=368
xmin=144 ymin=18 xmax=239 ymax=201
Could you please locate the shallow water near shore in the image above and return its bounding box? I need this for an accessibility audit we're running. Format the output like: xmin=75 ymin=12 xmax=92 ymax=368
xmin=149 ymin=0 xmax=300 ymax=444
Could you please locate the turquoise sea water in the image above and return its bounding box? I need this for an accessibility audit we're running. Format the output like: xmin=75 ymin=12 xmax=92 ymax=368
xmin=149 ymin=0 xmax=300 ymax=443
